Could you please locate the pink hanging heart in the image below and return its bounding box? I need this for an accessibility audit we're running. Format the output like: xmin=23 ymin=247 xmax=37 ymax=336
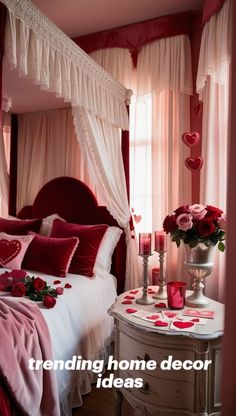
xmin=182 ymin=131 xmax=200 ymax=147
xmin=133 ymin=214 xmax=142 ymax=224
xmin=185 ymin=156 xmax=203 ymax=172
xmin=173 ymin=321 xmax=194 ymax=329
xmin=154 ymin=320 xmax=169 ymax=327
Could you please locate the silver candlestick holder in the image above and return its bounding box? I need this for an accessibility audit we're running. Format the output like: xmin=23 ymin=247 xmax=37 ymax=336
xmin=153 ymin=250 xmax=167 ymax=300
xmin=136 ymin=254 xmax=154 ymax=305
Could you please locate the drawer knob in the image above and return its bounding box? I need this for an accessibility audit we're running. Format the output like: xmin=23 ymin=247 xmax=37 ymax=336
xmin=139 ymin=382 xmax=150 ymax=394
xmin=137 ymin=353 xmax=150 ymax=362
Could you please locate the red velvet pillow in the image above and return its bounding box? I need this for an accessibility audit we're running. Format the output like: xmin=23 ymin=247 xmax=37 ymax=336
xmin=22 ymin=233 xmax=79 ymax=277
xmin=50 ymin=219 xmax=108 ymax=277
xmin=0 ymin=217 xmax=42 ymax=235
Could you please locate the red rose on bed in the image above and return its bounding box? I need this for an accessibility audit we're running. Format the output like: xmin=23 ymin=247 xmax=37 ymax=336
xmin=12 ymin=282 xmax=27 ymax=297
xmin=43 ymin=295 xmax=56 ymax=309
xmin=33 ymin=277 xmax=46 ymax=291
xmin=163 ymin=215 xmax=178 ymax=234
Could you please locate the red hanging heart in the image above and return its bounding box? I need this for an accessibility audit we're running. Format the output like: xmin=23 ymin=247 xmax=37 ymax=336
xmin=0 ymin=240 xmax=21 ymax=265
xmin=182 ymin=131 xmax=200 ymax=147
xmin=154 ymin=320 xmax=169 ymax=327
xmin=185 ymin=156 xmax=203 ymax=172
xmin=193 ymin=102 xmax=202 ymax=117
xmin=173 ymin=321 xmax=194 ymax=329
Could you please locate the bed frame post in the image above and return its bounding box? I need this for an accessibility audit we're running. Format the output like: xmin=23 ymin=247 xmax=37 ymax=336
xmin=9 ymin=114 xmax=18 ymax=216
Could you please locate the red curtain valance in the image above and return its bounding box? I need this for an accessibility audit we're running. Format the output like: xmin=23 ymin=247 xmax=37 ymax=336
xmin=74 ymin=11 xmax=193 ymax=66
xmin=202 ymin=0 xmax=226 ymax=24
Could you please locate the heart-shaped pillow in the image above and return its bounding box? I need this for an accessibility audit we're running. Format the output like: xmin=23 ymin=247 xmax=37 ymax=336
xmin=0 ymin=232 xmax=34 ymax=269
xmin=182 ymin=132 xmax=200 ymax=147
xmin=185 ymin=156 xmax=203 ymax=172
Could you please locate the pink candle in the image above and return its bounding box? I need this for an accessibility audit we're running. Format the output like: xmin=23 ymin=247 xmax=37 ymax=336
xmin=139 ymin=233 xmax=151 ymax=255
xmin=155 ymin=231 xmax=167 ymax=252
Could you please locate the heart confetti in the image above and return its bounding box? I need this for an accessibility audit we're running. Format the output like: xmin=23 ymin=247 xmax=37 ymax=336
xmin=154 ymin=320 xmax=169 ymax=327
xmin=126 ymin=308 xmax=138 ymax=314
xmin=182 ymin=131 xmax=200 ymax=147
xmin=122 ymin=300 xmax=133 ymax=304
xmin=173 ymin=321 xmax=194 ymax=329
xmin=155 ymin=303 xmax=167 ymax=308
xmin=185 ymin=156 xmax=203 ymax=172
xmin=124 ymin=295 xmax=135 ymax=300
xmin=130 ymin=290 xmax=139 ymax=294
xmin=146 ymin=314 xmax=161 ymax=321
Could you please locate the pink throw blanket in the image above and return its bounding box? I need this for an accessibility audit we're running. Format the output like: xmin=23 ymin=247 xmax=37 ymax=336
xmin=0 ymin=297 xmax=60 ymax=416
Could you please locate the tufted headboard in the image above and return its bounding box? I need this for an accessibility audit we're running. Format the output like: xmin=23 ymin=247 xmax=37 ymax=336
xmin=17 ymin=176 xmax=126 ymax=294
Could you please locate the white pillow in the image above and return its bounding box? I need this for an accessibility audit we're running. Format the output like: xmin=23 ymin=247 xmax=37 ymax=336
xmin=94 ymin=226 xmax=123 ymax=273
xmin=39 ymin=214 xmax=66 ymax=236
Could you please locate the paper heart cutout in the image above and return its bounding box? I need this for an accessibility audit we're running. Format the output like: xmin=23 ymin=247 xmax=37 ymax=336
xmin=134 ymin=214 xmax=142 ymax=224
xmin=130 ymin=290 xmax=139 ymax=294
xmin=185 ymin=156 xmax=203 ymax=172
xmin=146 ymin=314 xmax=160 ymax=320
xmin=154 ymin=320 xmax=168 ymax=327
xmin=164 ymin=312 xmax=178 ymax=319
xmin=182 ymin=131 xmax=200 ymax=147
xmin=191 ymin=318 xmax=200 ymax=322
xmin=147 ymin=290 xmax=155 ymax=294
xmin=0 ymin=240 xmax=21 ymax=264
xmin=126 ymin=308 xmax=137 ymax=314
xmin=173 ymin=321 xmax=194 ymax=329
xmin=155 ymin=303 xmax=166 ymax=308
xmin=122 ymin=300 xmax=133 ymax=304
xmin=124 ymin=295 xmax=135 ymax=300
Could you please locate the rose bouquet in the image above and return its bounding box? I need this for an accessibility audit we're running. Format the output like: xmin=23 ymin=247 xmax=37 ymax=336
xmin=11 ymin=275 xmax=59 ymax=308
xmin=163 ymin=204 xmax=226 ymax=251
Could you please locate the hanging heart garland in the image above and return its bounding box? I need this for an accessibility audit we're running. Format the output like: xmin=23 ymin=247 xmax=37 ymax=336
xmin=185 ymin=156 xmax=203 ymax=172
xmin=182 ymin=131 xmax=200 ymax=147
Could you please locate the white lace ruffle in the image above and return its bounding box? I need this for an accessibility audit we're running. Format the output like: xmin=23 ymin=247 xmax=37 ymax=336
xmin=2 ymin=0 xmax=129 ymax=129
xmin=196 ymin=0 xmax=231 ymax=97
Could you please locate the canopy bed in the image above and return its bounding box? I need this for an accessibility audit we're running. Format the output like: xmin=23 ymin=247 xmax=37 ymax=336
xmin=0 ymin=176 xmax=126 ymax=415
xmin=0 ymin=0 xmax=136 ymax=414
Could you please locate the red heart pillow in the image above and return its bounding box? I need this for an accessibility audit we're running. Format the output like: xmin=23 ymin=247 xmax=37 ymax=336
xmin=0 ymin=233 xmax=34 ymax=269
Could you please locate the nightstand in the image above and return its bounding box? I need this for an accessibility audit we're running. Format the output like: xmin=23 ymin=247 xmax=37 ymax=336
xmin=108 ymin=288 xmax=224 ymax=416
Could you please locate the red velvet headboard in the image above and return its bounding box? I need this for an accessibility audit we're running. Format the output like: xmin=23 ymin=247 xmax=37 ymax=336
xmin=17 ymin=176 xmax=126 ymax=294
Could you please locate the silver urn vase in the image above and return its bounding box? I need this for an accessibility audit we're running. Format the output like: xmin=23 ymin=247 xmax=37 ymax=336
xmin=184 ymin=243 xmax=215 ymax=308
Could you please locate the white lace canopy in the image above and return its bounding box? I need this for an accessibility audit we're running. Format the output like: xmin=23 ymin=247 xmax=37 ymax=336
xmin=2 ymin=0 xmax=130 ymax=129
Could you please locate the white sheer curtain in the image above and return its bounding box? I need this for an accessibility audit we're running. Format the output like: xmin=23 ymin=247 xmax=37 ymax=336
xmin=72 ymin=106 xmax=141 ymax=289
xmin=91 ymin=35 xmax=192 ymax=279
xmin=17 ymin=107 xmax=94 ymax=211
xmin=197 ymin=0 xmax=231 ymax=302
xmin=0 ymin=112 xmax=10 ymax=217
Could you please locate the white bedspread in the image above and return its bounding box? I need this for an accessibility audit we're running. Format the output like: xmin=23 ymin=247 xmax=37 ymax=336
xmin=0 ymin=268 xmax=117 ymax=415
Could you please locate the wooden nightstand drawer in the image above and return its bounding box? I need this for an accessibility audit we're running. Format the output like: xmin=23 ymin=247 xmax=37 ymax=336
xmin=118 ymin=330 xmax=195 ymax=382
xmin=119 ymin=370 xmax=195 ymax=412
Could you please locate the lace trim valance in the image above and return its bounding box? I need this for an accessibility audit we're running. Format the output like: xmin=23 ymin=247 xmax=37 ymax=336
xmin=196 ymin=0 xmax=231 ymax=96
xmin=2 ymin=0 xmax=130 ymax=129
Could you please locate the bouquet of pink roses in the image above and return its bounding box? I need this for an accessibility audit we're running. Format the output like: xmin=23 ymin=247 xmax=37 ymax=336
xmin=163 ymin=204 xmax=226 ymax=251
